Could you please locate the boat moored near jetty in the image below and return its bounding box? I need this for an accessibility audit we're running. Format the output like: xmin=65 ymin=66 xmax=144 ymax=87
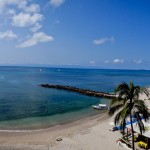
xmin=92 ymin=104 xmax=109 ymax=110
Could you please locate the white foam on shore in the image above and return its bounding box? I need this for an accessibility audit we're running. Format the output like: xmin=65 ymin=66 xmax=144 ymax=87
xmin=0 ymin=129 xmax=44 ymax=133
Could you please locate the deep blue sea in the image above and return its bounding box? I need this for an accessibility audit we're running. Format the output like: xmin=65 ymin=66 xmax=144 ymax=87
xmin=0 ymin=66 xmax=150 ymax=130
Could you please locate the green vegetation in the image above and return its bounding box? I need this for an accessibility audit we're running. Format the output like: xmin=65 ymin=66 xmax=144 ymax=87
xmin=109 ymin=81 xmax=150 ymax=150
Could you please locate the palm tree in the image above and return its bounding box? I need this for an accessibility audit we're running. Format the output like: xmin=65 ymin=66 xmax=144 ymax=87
xmin=109 ymin=81 xmax=150 ymax=150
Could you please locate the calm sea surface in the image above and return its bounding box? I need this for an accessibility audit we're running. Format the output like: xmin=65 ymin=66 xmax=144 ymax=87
xmin=0 ymin=66 xmax=150 ymax=130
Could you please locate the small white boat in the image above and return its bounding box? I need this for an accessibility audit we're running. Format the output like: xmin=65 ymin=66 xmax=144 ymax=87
xmin=92 ymin=104 xmax=109 ymax=110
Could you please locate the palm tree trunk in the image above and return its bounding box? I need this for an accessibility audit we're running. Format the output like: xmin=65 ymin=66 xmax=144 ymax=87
xmin=130 ymin=113 xmax=135 ymax=150
xmin=127 ymin=128 xmax=129 ymax=141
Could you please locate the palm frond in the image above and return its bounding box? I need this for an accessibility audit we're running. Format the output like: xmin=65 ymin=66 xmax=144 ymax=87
xmin=134 ymin=99 xmax=145 ymax=108
xmin=134 ymin=99 xmax=150 ymax=121
xmin=133 ymin=86 xmax=141 ymax=99
xmin=115 ymin=82 xmax=129 ymax=94
xmin=140 ymin=87 xmax=149 ymax=97
xmin=120 ymin=105 xmax=130 ymax=132
xmin=114 ymin=103 xmax=130 ymax=125
xmin=136 ymin=107 xmax=150 ymax=122
xmin=118 ymin=90 xmax=129 ymax=99
xmin=134 ymin=112 xmax=145 ymax=134
xmin=114 ymin=110 xmax=123 ymax=125
xmin=115 ymin=82 xmax=129 ymax=92
xmin=108 ymin=103 xmax=124 ymax=116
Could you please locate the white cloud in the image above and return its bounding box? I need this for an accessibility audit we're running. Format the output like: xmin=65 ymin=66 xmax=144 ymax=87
xmin=12 ymin=12 xmax=43 ymax=27
xmin=0 ymin=0 xmax=40 ymax=14
xmin=0 ymin=0 xmax=27 ymax=12
xmin=7 ymin=9 xmax=16 ymax=15
xmin=134 ymin=59 xmax=142 ymax=64
xmin=104 ymin=59 xmax=124 ymax=64
xmin=93 ymin=38 xmax=108 ymax=45
xmin=17 ymin=32 xmax=54 ymax=48
xmin=17 ymin=0 xmax=27 ymax=9
xmin=0 ymin=30 xmax=17 ymax=40
xmin=50 ymin=0 xmax=65 ymax=7
xmin=0 ymin=1 xmax=6 ymax=13
xmin=104 ymin=60 xmax=110 ymax=63
xmin=7 ymin=0 xmax=27 ymax=6
xmin=23 ymin=4 xmax=40 ymax=13
xmin=113 ymin=59 xmax=124 ymax=64
xmin=93 ymin=36 xmax=115 ymax=45
xmin=30 ymin=23 xmax=42 ymax=32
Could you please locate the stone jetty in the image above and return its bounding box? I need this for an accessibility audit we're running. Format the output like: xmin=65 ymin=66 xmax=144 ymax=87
xmin=40 ymin=84 xmax=116 ymax=99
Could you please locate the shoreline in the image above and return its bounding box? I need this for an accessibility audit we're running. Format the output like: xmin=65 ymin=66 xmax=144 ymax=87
xmin=0 ymin=111 xmax=125 ymax=150
xmin=0 ymin=111 xmax=118 ymax=149
xmin=0 ymin=110 xmax=126 ymax=150
xmin=0 ymin=111 xmax=108 ymax=134
xmin=0 ymin=90 xmax=149 ymax=149
xmin=0 ymin=108 xmax=108 ymax=131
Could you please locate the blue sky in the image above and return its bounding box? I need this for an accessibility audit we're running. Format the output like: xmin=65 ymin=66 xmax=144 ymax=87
xmin=0 ymin=0 xmax=150 ymax=69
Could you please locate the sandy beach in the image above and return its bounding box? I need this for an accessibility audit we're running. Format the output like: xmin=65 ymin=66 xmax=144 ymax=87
xmin=0 ymin=90 xmax=149 ymax=150
xmin=0 ymin=111 xmax=125 ymax=150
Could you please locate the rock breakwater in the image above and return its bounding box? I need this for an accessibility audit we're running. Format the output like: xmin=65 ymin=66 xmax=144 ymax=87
xmin=40 ymin=84 xmax=116 ymax=99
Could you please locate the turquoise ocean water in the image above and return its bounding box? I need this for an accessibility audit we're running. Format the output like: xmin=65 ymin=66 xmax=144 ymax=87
xmin=0 ymin=66 xmax=150 ymax=130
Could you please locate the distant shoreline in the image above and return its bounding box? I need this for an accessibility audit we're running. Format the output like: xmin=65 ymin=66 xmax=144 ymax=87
xmin=0 ymin=65 xmax=149 ymax=71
